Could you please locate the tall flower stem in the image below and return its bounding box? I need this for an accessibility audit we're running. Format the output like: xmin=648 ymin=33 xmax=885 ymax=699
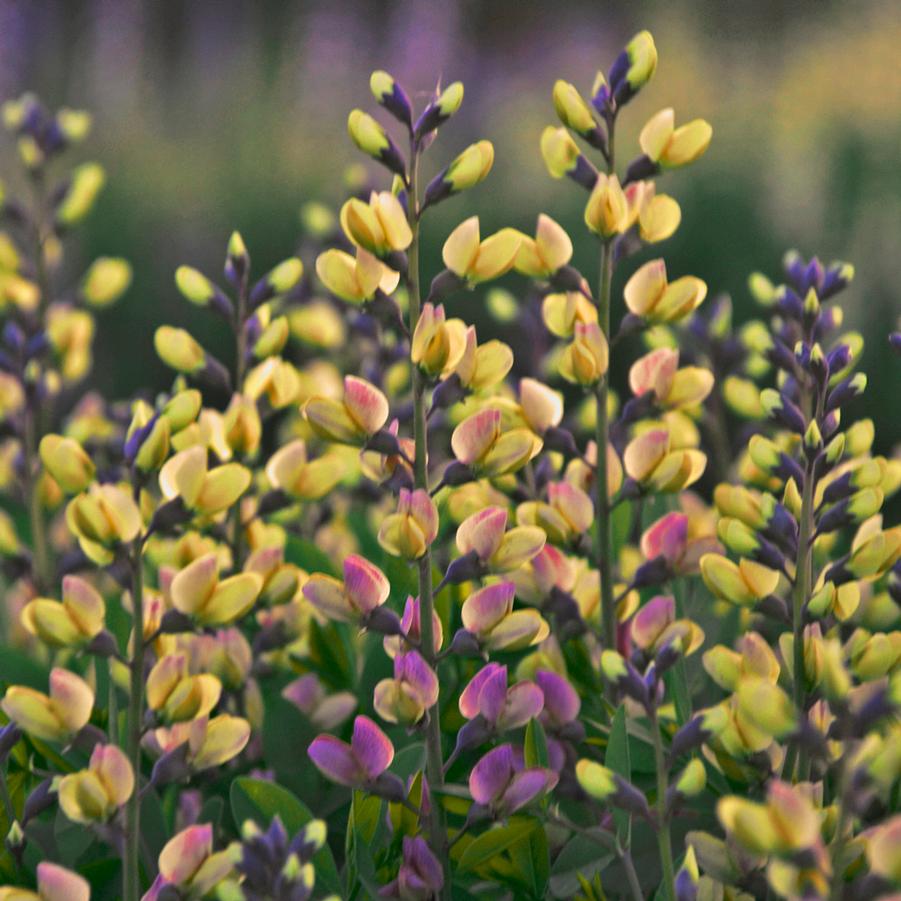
xmin=123 ymin=537 xmax=145 ymax=901
xmin=650 ymin=707 xmax=677 ymax=901
xmin=230 ymin=283 xmax=248 ymax=566
xmin=406 ymin=141 xmax=450 ymax=896
xmin=594 ymin=118 xmax=617 ymax=654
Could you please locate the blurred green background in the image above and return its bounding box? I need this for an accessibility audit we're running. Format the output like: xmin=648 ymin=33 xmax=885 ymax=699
xmin=2 ymin=0 xmax=899 ymax=451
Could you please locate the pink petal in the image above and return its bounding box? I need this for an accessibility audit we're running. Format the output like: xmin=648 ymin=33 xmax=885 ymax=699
xmin=640 ymin=512 xmax=688 ymax=564
xmin=498 ymin=682 xmax=545 ymax=731
xmin=535 ymin=670 xmax=580 ymax=726
xmin=631 ymin=595 xmax=675 ymax=650
xmin=308 ymin=734 xmax=362 ymax=786
xmin=461 ymin=581 xmax=515 ymax=635
xmin=459 ymin=663 xmax=503 ymax=720
xmin=343 ymin=555 xmax=390 ymax=614
xmin=350 ymin=715 xmax=394 ymax=780
xmin=469 ymin=744 xmax=514 ymax=805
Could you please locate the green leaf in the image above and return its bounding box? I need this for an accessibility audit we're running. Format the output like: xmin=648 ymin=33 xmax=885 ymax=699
xmin=284 ymin=535 xmax=338 ymax=576
xmin=458 ymin=816 xmax=539 ymax=873
xmin=549 ymin=833 xmax=614 ymax=899
xmin=605 ymin=705 xmax=631 ymax=842
xmin=508 ymin=821 xmax=550 ymax=898
xmin=230 ymin=777 xmax=341 ymax=895
xmin=524 ymin=718 xmax=549 ymax=769
xmin=665 ymin=659 xmax=692 ymax=727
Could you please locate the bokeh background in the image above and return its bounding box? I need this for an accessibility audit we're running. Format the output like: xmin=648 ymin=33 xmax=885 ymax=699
xmin=1 ymin=0 xmax=899 ymax=450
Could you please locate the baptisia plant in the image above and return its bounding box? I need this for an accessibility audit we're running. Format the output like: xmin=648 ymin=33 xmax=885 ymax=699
xmin=0 ymin=27 xmax=898 ymax=901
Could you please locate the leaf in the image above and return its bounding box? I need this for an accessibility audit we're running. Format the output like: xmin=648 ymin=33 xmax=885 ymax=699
xmin=665 ymin=660 xmax=692 ymax=727
xmin=284 ymin=535 xmax=338 ymax=576
xmin=524 ymin=718 xmax=549 ymax=769
xmin=458 ymin=816 xmax=539 ymax=873
xmin=605 ymin=705 xmax=631 ymax=842
xmin=0 ymin=647 xmax=50 ymax=690
xmin=550 ymin=833 xmax=614 ymax=899
xmin=230 ymin=777 xmax=341 ymax=895
xmin=508 ymin=820 xmax=550 ymax=899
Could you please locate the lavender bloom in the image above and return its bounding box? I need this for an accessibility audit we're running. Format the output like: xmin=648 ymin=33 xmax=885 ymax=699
xmin=379 ymin=835 xmax=445 ymax=900
xmin=468 ymin=744 xmax=558 ymax=817
xmin=308 ymin=715 xmax=393 ymax=789
xmin=458 ymin=663 xmax=544 ymax=733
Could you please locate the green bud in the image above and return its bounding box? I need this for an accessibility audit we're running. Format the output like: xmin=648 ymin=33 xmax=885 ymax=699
xmin=803 ymin=287 xmax=819 ymax=316
xmin=347 ymin=109 xmax=389 ymax=157
xmin=747 ymin=272 xmax=775 ymax=305
xmin=56 ymin=162 xmax=106 ymax=226
xmin=575 ymin=759 xmax=616 ymax=800
xmin=600 ymin=649 xmax=627 ymax=682
xmin=57 ymin=108 xmax=92 ymax=142
xmin=803 ymin=419 xmax=822 ymax=451
xmin=299 ymin=201 xmax=336 ymax=238
xmin=81 ymin=257 xmax=132 ymax=307
xmin=625 ymin=31 xmax=658 ymax=89
xmin=175 ymin=265 xmax=215 ymax=306
xmin=848 ymin=487 xmax=883 ymax=522
xmin=824 ymin=433 xmax=845 ymax=464
xmin=154 ymin=326 xmax=205 ymax=373
xmin=436 ymin=81 xmax=464 ymax=116
xmin=675 ymin=759 xmax=706 ymax=797
xmin=267 ymin=257 xmax=304 ymax=294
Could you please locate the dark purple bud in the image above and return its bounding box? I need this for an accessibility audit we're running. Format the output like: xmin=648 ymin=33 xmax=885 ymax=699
xmin=816 ymin=499 xmax=852 ymax=536
xmin=826 ymin=373 xmax=866 ymax=413
xmin=422 ymin=170 xmax=453 ymax=210
xmin=199 ymin=354 xmax=232 ymax=394
xmin=826 ymin=344 xmax=852 ymax=376
xmin=668 ymin=716 xmax=708 ymax=762
xmin=362 ymin=606 xmax=403 ymax=637
xmin=632 ymin=555 xmax=671 ymax=589
xmin=774 ymin=452 xmax=805 ymax=487
xmin=549 ymin=265 xmax=589 ymax=293
xmin=149 ymin=496 xmax=191 ymax=534
xmin=430 ymin=374 xmax=467 ymax=412
xmin=159 ymin=608 xmax=195 ymax=634
xmin=257 ymin=488 xmax=292 ymax=517
xmin=443 ymin=549 xmax=484 ymax=585
xmin=542 ymin=426 xmax=580 ymax=457
xmin=376 ymin=81 xmax=413 ymax=129
xmin=86 ymin=629 xmax=119 ymax=658
xmin=568 ymin=154 xmax=600 ymax=190
xmin=150 ymin=742 xmax=192 ymax=787
xmin=441 ymin=460 xmax=474 ymax=488
xmin=612 ymin=775 xmax=651 ymax=820
xmin=365 ymin=429 xmax=404 ymax=458
xmin=426 ymin=269 xmax=466 ymax=304
xmin=369 ymin=771 xmax=406 ymax=803
xmin=453 ymin=716 xmax=494 ymax=756
xmin=752 ymin=536 xmax=786 ymax=571
xmin=623 ymin=154 xmax=658 ymax=186
xmin=822 ymin=472 xmax=853 ymax=505
xmin=620 ymin=393 xmax=658 ymax=425
xmin=764 ymin=503 xmax=799 ymax=552
xmin=0 ymin=723 xmax=21 ymax=761
xmin=22 ymin=778 xmax=55 ymax=825
xmin=449 ymin=628 xmax=483 ymax=658
xmin=675 ymin=867 xmax=698 ymax=901
xmin=2 ymin=322 xmax=25 ymax=352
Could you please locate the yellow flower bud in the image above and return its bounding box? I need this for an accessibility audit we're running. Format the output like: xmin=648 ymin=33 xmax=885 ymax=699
xmin=39 ymin=434 xmax=95 ymax=494
xmin=81 ymin=257 xmax=132 ymax=307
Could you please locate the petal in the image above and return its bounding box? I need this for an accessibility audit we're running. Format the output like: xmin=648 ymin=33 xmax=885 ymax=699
xmin=640 ymin=512 xmax=688 ymax=563
xmin=351 ymin=715 xmax=394 ymax=780
xmin=639 ymin=107 xmax=674 ymax=161
xmin=442 ymin=216 xmax=481 ymax=277
xmin=158 ymin=824 xmax=213 ymax=884
xmin=457 ymin=506 xmax=508 ymax=560
xmin=535 ymin=214 xmax=572 ymax=273
xmin=304 ymin=397 xmax=363 ymax=444
xmin=20 ymin=600 xmax=83 ymax=647
xmin=171 ymin=554 xmax=219 ymax=617
xmin=476 ymin=665 xmax=509 ymax=725
xmin=469 ymin=744 xmax=514 ymax=805
xmin=486 ymin=609 xmax=550 ymax=651
xmin=624 ymin=429 xmax=670 ymax=481
xmin=37 ymin=863 xmax=90 ymax=901
xmin=459 ymin=663 xmax=503 ymax=720
xmin=631 ymin=595 xmax=675 ymax=650
xmin=315 ymin=248 xmax=365 ymax=303
xmin=1 ymin=686 xmax=64 ymax=742
xmin=492 ymin=526 xmax=546 ymax=572
xmin=343 ymin=555 xmax=390 ymax=614
xmin=451 ymin=408 xmax=501 ymax=465
xmin=303 ymin=574 xmax=356 ymax=622
xmin=663 ymin=119 xmax=713 ymax=167
xmin=49 ymin=667 xmax=94 ymax=734
xmin=196 ymin=463 xmax=251 ymax=515
xmin=191 ymin=714 xmax=251 ymax=770
xmin=470 ymin=228 xmax=522 ymax=282
xmin=499 ymin=767 xmax=557 ymax=814
xmin=203 ymin=573 xmax=262 ymax=625
xmin=629 ymin=348 xmax=678 ymax=398
xmin=480 ymin=428 xmax=542 ymax=476
xmin=624 ymin=258 xmax=667 ymax=316
xmin=159 ymin=445 xmax=206 ymax=506
xmin=61 ymin=575 xmax=105 ymax=637
xmin=344 ymin=376 xmax=389 ymax=436
xmin=461 ymin=581 xmax=515 ymax=635
xmin=519 ymin=378 xmax=564 ymax=432
xmin=498 ymin=682 xmax=545 ymax=731
xmin=308 ymin=734 xmax=362 ymax=786
xmin=535 ymin=670 xmax=580 ymax=726
xmin=90 ymin=743 xmax=135 ymax=807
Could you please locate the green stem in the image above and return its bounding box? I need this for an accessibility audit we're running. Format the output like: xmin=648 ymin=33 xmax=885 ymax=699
xmin=650 ymin=709 xmax=677 ymax=901
xmin=23 ymin=405 xmax=51 ymax=594
xmin=791 ymin=457 xmax=814 ymax=782
xmin=594 ymin=238 xmax=617 ymax=654
xmin=123 ymin=539 xmax=145 ymax=901
xmin=406 ymin=140 xmax=450 ymax=899
xmin=230 ymin=285 xmax=248 ymax=567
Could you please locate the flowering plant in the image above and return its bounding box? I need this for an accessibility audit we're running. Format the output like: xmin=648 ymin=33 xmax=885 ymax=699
xmin=0 ymin=30 xmax=898 ymax=901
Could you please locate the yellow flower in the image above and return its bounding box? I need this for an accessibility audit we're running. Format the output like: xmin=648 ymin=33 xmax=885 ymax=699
xmin=640 ymin=108 xmax=713 ymax=168
xmin=66 ymin=482 xmax=143 ymax=565
xmin=442 ymin=217 xmax=522 ymax=285
xmin=624 ymin=259 xmax=707 ymax=323
xmin=58 ymin=743 xmax=134 ymax=824
xmin=1 ymin=667 xmax=94 ymax=744
xmin=170 ymin=553 xmax=262 ymax=626
xmin=159 ymin=445 xmax=251 ymax=517
xmin=21 ymin=575 xmax=105 ymax=649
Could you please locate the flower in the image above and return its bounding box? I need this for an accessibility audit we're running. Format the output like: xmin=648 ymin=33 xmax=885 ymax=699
xmin=517 ymin=481 xmax=594 ymax=547
xmin=21 ymin=575 xmax=105 ymax=648
xmin=146 ymin=714 xmax=251 ymax=772
xmin=559 ymin=321 xmax=610 ymax=385
xmin=38 ymin=434 xmax=94 ymax=493
xmin=442 ymin=217 xmax=522 ymax=285
xmin=461 ymin=581 xmax=550 ymax=651
xmin=629 ymin=595 xmax=704 ymax=657
xmin=514 ymin=214 xmax=573 ymax=278
xmin=1 ymin=667 xmax=93 ymax=744
xmin=146 ymin=654 xmax=222 ymax=723
xmin=458 ymin=663 xmax=544 ymax=732
xmin=639 ymin=108 xmax=712 ymax=168
xmin=640 ymin=511 xmax=720 ymax=576
xmin=302 ymin=554 xmax=390 ymax=624
xmin=456 ymin=506 xmax=546 ymax=572
xmin=623 ymin=428 xmax=706 ymax=492
xmin=265 ymin=439 xmax=346 ymax=500
xmin=304 ymin=375 xmax=390 ymax=445
xmin=624 ymin=259 xmax=707 ymax=323
xmin=451 ymin=408 xmax=542 ymax=477
xmin=383 ymin=595 xmax=443 ymax=658
xmin=0 ymin=863 xmax=90 ymax=901
xmin=170 ymin=553 xmax=262 ymax=626
xmin=315 ymin=245 xmax=400 ymax=304
xmin=378 ymin=488 xmax=439 ymax=560
xmin=424 ymin=140 xmax=494 ymax=208
xmin=469 ymin=744 xmax=557 ymax=816
xmin=159 ymin=445 xmax=251 ymax=518
xmin=373 ymin=651 xmax=439 ymax=725
xmin=629 ymin=348 xmax=714 ymax=409
xmin=282 ymin=674 xmax=357 ymax=730
xmin=58 ymin=743 xmax=134 ymax=824
xmin=65 ymin=482 xmax=143 ymax=565
xmin=379 ymin=835 xmax=445 ymax=900
xmin=584 ymin=173 xmax=629 ymax=237
xmin=142 ymin=824 xmax=233 ymax=901
xmin=308 ymin=715 xmax=394 ymax=788
xmin=340 ymin=191 xmax=412 ymax=256
xmin=700 ymin=554 xmax=780 ymax=606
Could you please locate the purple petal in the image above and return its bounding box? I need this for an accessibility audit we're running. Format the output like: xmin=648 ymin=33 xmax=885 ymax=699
xmin=469 ymin=744 xmax=514 ymax=805
xmin=499 ymin=767 xmax=558 ymax=815
xmin=308 ymin=734 xmax=361 ymax=786
xmin=403 ymin=835 xmax=444 ymax=891
xmin=477 ymin=665 xmax=510 ymax=725
xmin=395 ymin=651 xmax=439 ymax=709
xmin=497 ymin=682 xmax=545 ymax=732
xmin=459 ymin=663 xmax=503 ymax=719
xmin=631 ymin=595 xmax=675 ymax=650
xmin=351 ymin=715 xmax=394 ymax=780
xmin=535 ymin=670 xmax=580 ymax=726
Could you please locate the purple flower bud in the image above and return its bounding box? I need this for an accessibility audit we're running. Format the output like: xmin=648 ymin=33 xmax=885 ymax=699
xmin=308 ymin=715 xmax=394 ymax=788
xmin=623 ymin=154 xmax=658 ymax=186
xmin=890 ymin=332 xmax=901 ymax=355
xmin=535 ymin=670 xmax=580 ymax=729
xmin=380 ymin=835 xmax=444 ymax=900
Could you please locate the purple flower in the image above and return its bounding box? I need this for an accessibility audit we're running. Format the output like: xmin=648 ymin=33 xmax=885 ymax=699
xmin=458 ymin=663 xmax=544 ymax=732
xmin=308 ymin=715 xmax=393 ymax=788
xmin=535 ymin=670 xmax=580 ymax=730
xmin=379 ymin=835 xmax=444 ymax=900
xmin=468 ymin=744 xmax=558 ymax=817
xmin=374 ymin=651 xmax=439 ymax=725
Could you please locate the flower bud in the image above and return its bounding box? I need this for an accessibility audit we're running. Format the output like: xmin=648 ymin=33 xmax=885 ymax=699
xmin=81 ymin=257 xmax=132 ymax=307
xmin=39 ymin=434 xmax=95 ymax=493
xmin=55 ymin=162 xmax=105 ymax=227
xmin=347 ymin=109 xmax=405 ymax=177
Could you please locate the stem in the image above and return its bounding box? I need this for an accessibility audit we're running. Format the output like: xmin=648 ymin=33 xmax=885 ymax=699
xmin=594 ymin=116 xmax=617 ymax=655
xmin=650 ymin=708 xmax=676 ymax=901
xmin=791 ymin=457 xmax=814 ymax=781
xmin=230 ymin=285 xmax=248 ymax=567
xmin=594 ymin=238 xmax=617 ymax=654
xmin=123 ymin=539 xmax=145 ymax=901
xmin=406 ymin=139 xmax=450 ymax=898
xmin=23 ymin=405 xmax=51 ymax=594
